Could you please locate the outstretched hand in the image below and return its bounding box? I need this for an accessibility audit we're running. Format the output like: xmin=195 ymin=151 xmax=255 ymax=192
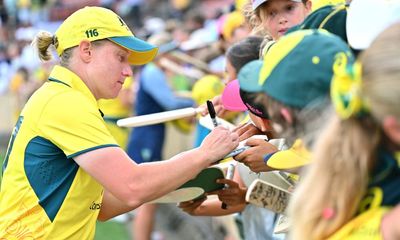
xmin=234 ymin=138 xmax=277 ymax=173
xmin=199 ymin=126 xmax=239 ymax=163
xmin=208 ymin=179 xmax=247 ymax=207
xmin=233 ymin=122 xmax=265 ymax=142
xmin=198 ymin=95 xmax=228 ymax=117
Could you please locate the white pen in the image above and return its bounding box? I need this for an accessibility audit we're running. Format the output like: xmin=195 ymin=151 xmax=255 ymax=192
xmin=221 ymin=162 xmax=236 ymax=209
xmin=223 ymin=146 xmax=250 ymax=159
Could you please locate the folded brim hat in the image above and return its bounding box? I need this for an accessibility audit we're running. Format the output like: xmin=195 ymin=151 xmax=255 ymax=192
xmin=221 ymin=79 xmax=247 ymax=111
xmin=346 ymin=0 xmax=400 ymax=50
xmin=266 ymin=139 xmax=311 ymax=169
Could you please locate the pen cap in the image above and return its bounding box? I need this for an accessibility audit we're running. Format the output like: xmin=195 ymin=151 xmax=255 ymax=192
xmin=206 ymin=100 xmax=217 ymax=118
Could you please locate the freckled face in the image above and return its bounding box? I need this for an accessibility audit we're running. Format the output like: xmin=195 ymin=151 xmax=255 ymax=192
xmin=261 ymin=0 xmax=310 ymax=40
xmin=89 ymin=41 xmax=133 ymax=99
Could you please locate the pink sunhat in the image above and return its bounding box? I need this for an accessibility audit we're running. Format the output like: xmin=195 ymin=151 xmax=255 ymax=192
xmin=221 ymin=79 xmax=248 ymax=112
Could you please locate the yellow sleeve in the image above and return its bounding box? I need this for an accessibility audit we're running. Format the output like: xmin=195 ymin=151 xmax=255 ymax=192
xmin=39 ymin=91 xmax=118 ymax=157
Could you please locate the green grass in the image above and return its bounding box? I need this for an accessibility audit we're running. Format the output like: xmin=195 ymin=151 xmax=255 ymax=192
xmin=0 ymin=151 xmax=4 ymax=184
xmin=95 ymin=221 xmax=130 ymax=240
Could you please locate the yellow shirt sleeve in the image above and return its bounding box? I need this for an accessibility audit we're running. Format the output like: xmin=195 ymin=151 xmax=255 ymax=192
xmin=39 ymin=91 xmax=118 ymax=157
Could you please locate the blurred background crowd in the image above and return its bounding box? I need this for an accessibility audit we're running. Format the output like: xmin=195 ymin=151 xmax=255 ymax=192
xmin=0 ymin=0 xmax=253 ymax=239
xmin=0 ymin=0 xmax=245 ymax=148
xmin=2 ymin=0 xmax=400 ymax=239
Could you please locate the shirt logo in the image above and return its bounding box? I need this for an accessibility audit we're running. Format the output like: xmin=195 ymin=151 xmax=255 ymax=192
xmin=89 ymin=201 xmax=102 ymax=210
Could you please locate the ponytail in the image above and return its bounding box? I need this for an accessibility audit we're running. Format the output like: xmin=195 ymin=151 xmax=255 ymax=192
xmin=289 ymin=116 xmax=381 ymax=240
xmin=32 ymin=31 xmax=55 ymax=62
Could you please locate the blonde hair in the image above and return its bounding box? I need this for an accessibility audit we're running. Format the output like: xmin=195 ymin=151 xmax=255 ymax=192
xmin=32 ymin=31 xmax=106 ymax=67
xmin=289 ymin=22 xmax=400 ymax=240
xmin=242 ymin=0 xmax=267 ymax=36
xmin=32 ymin=31 xmax=55 ymax=62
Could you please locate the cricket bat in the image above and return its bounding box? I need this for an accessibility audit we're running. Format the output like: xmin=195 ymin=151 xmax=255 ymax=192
xmin=117 ymin=107 xmax=201 ymax=128
xmin=245 ymin=178 xmax=292 ymax=214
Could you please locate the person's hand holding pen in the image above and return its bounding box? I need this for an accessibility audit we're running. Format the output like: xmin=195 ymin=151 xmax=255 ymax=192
xmin=199 ymin=126 xmax=239 ymax=164
xmin=207 ymin=100 xmax=219 ymax=127
xmin=234 ymin=138 xmax=278 ymax=173
xmin=206 ymin=100 xmax=238 ymax=209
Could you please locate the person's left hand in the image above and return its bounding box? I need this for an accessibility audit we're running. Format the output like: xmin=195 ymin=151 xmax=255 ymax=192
xmin=197 ymin=95 xmax=228 ymax=117
xmin=208 ymin=179 xmax=247 ymax=207
xmin=234 ymin=138 xmax=277 ymax=173
xmin=233 ymin=121 xmax=264 ymax=142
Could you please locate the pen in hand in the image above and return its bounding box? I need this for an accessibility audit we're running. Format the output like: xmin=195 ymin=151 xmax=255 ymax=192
xmin=221 ymin=162 xmax=236 ymax=209
xmin=207 ymin=100 xmax=218 ymax=127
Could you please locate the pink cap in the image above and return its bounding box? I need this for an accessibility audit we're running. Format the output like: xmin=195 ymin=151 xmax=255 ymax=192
xmin=222 ymin=79 xmax=247 ymax=111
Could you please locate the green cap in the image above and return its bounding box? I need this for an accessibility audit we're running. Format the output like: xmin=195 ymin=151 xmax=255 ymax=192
xmin=238 ymin=29 xmax=354 ymax=110
xmin=287 ymin=4 xmax=348 ymax=44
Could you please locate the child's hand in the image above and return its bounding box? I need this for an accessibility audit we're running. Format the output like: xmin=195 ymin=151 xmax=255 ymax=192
xmin=198 ymin=95 xmax=227 ymax=117
xmin=177 ymin=197 xmax=207 ymax=216
xmin=233 ymin=122 xmax=265 ymax=141
xmin=209 ymin=179 xmax=247 ymax=207
xmin=234 ymin=138 xmax=277 ymax=173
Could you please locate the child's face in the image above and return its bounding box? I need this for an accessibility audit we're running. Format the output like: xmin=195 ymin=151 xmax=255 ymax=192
xmin=224 ymin=58 xmax=237 ymax=85
xmin=260 ymin=0 xmax=311 ymax=40
xmin=248 ymin=112 xmax=272 ymax=133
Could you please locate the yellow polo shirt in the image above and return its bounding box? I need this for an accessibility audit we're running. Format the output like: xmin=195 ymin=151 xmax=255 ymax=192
xmin=0 ymin=65 xmax=118 ymax=239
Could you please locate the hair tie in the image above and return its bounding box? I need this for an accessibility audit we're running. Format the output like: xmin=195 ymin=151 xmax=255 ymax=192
xmin=331 ymin=55 xmax=367 ymax=119
xmin=322 ymin=207 xmax=336 ymax=220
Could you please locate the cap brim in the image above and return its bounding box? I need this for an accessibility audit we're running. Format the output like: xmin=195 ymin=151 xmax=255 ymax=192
xmin=347 ymin=0 xmax=400 ymax=50
xmin=266 ymin=140 xmax=311 ymax=169
xmin=221 ymin=80 xmax=248 ymax=111
xmin=252 ymin=0 xmax=267 ymax=10
xmin=110 ymin=36 xmax=159 ymax=65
